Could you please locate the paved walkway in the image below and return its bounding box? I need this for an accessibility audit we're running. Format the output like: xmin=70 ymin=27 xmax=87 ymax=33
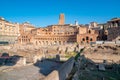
xmin=0 ymin=60 xmax=62 ymax=80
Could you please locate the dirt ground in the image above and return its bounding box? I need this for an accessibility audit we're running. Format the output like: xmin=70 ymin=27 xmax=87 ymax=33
xmin=83 ymin=44 xmax=120 ymax=63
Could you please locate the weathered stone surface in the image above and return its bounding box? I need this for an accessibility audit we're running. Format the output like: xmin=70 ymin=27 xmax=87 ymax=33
xmin=0 ymin=60 xmax=62 ymax=80
xmin=98 ymin=64 xmax=105 ymax=71
xmin=44 ymin=57 xmax=75 ymax=80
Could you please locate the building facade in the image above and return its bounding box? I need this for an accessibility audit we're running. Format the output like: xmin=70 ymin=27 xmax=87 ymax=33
xmin=18 ymin=14 xmax=99 ymax=45
xmin=32 ymin=24 xmax=78 ymax=45
xmin=18 ymin=22 xmax=36 ymax=44
xmin=107 ymin=18 xmax=120 ymax=41
xmin=19 ymin=22 xmax=35 ymax=34
xmin=0 ymin=17 xmax=19 ymax=44
xmin=77 ymin=27 xmax=98 ymax=44
xmin=89 ymin=22 xmax=98 ymax=28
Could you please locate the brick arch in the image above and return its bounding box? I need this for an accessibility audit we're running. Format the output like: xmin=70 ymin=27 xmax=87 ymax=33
xmin=90 ymin=38 xmax=93 ymax=41
xmin=88 ymin=30 xmax=91 ymax=34
xmin=86 ymin=36 xmax=89 ymax=40
xmin=82 ymin=38 xmax=85 ymax=41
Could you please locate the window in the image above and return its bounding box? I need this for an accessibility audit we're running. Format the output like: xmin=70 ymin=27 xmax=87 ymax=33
xmin=39 ymin=41 xmax=41 ymax=43
xmin=88 ymin=30 xmax=91 ymax=34
xmin=90 ymin=38 xmax=93 ymax=41
xmin=82 ymin=38 xmax=85 ymax=41
xmin=86 ymin=36 xmax=89 ymax=40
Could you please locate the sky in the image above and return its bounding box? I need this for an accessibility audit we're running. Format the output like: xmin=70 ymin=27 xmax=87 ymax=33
xmin=0 ymin=0 xmax=120 ymax=27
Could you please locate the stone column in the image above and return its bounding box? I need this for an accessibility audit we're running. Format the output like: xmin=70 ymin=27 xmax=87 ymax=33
xmin=21 ymin=39 xmax=22 ymax=44
xmin=115 ymin=22 xmax=118 ymax=27
xmin=57 ymin=41 xmax=59 ymax=45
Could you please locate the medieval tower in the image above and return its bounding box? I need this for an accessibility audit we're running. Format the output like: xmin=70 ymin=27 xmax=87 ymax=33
xmin=59 ymin=13 xmax=65 ymax=25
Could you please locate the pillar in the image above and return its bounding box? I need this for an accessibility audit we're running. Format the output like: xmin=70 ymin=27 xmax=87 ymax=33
xmin=115 ymin=22 xmax=118 ymax=27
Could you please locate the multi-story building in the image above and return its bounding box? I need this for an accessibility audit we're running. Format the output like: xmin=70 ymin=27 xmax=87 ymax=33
xmin=18 ymin=14 xmax=99 ymax=45
xmin=2 ymin=14 xmax=120 ymax=45
xmin=18 ymin=22 xmax=36 ymax=44
xmin=0 ymin=17 xmax=19 ymax=44
xmin=19 ymin=22 xmax=35 ymax=34
xmin=31 ymin=24 xmax=78 ymax=45
xmin=107 ymin=18 xmax=120 ymax=41
xmin=77 ymin=26 xmax=98 ymax=44
xmin=89 ymin=22 xmax=98 ymax=28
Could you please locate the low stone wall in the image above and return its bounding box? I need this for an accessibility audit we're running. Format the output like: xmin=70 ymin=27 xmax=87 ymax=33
xmin=44 ymin=57 xmax=74 ymax=80
xmin=33 ymin=54 xmax=45 ymax=63
xmin=104 ymin=41 xmax=115 ymax=44
xmin=84 ymin=53 xmax=120 ymax=63
xmin=96 ymin=41 xmax=104 ymax=44
xmin=92 ymin=41 xmax=120 ymax=45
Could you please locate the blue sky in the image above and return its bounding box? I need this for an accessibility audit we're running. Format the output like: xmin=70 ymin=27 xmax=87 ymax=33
xmin=0 ymin=0 xmax=120 ymax=27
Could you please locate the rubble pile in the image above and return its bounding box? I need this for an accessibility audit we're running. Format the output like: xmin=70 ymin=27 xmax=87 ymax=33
xmin=72 ymin=55 xmax=120 ymax=80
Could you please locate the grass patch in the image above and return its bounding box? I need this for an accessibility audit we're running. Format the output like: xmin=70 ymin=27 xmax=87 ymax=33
xmin=64 ymin=51 xmax=77 ymax=58
xmin=78 ymin=68 xmax=120 ymax=80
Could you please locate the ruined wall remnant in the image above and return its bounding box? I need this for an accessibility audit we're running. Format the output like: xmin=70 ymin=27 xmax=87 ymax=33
xmin=44 ymin=57 xmax=74 ymax=80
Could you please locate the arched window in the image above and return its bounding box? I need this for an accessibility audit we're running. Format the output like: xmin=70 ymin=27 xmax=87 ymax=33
xmin=46 ymin=41 xmax=48 ymax=44
xmin=59 ymin=41 xmax=61 ymax=45
xmin=90 ymin=38 xmax=93 ymax=41
xmin=82 ymin=38 xmax=85 ymax=41
xmin=97 ymin=36 xmax=99 ymax=40
xmin=54 ymin=41 xmax=57 ymax=44
xmin=86 ymin=36 xmax=89 ymax=40
xmin=88 ymin=30 xmax=91 ymax=34
xmin=39 ymin=41 xmax=41 ymax=43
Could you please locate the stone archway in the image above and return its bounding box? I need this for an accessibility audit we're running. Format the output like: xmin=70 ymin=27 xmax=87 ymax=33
xmin=59 ymin=41 xmax=61 ymax=45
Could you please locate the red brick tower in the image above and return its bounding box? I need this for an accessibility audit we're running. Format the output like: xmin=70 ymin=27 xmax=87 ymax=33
xmin=59 ymin=13 xmax=65 ymax=25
